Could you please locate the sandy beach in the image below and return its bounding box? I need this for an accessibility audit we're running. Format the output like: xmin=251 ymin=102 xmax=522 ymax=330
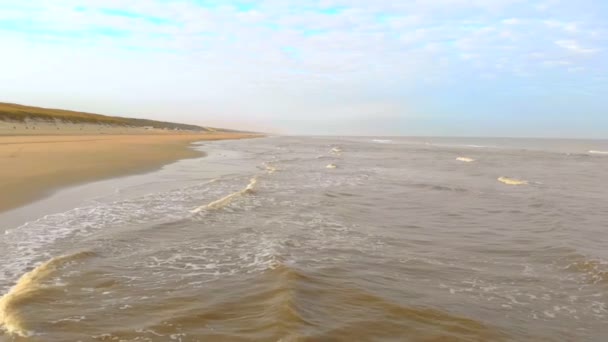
xmin=0 ymin=132 xmax=257 ymax=212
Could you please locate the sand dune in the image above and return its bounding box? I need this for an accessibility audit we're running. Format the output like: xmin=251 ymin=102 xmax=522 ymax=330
xmin=0 ymin=119 xmax=197 ymax=136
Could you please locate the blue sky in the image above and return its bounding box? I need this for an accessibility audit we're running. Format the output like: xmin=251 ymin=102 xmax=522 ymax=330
xmin=0 ymin=0 xmax=606 ymax=137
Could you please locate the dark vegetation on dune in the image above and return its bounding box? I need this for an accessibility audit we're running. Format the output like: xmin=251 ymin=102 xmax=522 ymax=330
xmin=0 ymin=102 xmax=219 ymax=131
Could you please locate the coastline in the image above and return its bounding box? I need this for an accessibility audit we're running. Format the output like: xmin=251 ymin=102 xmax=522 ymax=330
xmin=0 ymin=133 xmax=259 ymax=213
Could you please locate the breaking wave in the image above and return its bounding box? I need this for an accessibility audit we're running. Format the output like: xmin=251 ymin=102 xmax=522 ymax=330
xmin=191 ymin=177 xmax=258 ymax=213
xmin=497 ymin=176 xmax=528 ymax=185
xmin=562 ymin=255 xmax=608 ymax=285
xmin=466 ymin=144 xmax=492 ymax=148
xmin=80 ymin=262 xmax=504 ymax=341
xmin=265 ymin=164 xmax=278 ymax=174
xmin=0 ymin=251 xmax=96 ymax=337
xmin=330 ymin=147 xmax=342 ymax=154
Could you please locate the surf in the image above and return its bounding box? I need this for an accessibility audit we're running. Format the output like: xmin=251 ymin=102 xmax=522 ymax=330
xmin=0 ymin=251 xmax=96 ymax=337
xmin=191 ymin=177 xmax=258 ymax=213
xmin=497 ymin=176 xmax=528 ymax=185
xmin=265 ymin=164 xmax=278 ymax=174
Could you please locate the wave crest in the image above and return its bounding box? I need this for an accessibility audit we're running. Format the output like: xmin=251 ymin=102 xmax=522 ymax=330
xmin=0 ymin=251 xmax=96 ymax=337
xmin=498 ymin=177 xmax=528 ymax=185
xmin=191 ymin=177 xmax=258 ymax=213
xmin=564 ymin=258 xmax=608 ymax=285
xmin=265 ymin=164 xmax=278 ymax=174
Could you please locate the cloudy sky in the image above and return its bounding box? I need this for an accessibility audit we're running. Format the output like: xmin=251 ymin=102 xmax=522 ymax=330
xmin=0 ymin=0 xmax=606 ymax=137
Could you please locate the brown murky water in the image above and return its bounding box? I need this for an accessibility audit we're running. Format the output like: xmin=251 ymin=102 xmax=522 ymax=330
xmin=1 ymin=136 xmax=608 ymax=341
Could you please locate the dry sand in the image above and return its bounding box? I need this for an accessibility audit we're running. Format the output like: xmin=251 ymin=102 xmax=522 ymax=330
xmin=0 ymin=130 xmax=258 ymax=212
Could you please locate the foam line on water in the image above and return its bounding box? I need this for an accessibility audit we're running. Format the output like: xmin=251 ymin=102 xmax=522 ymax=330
xmin=265 ymin=164 xmax=278 ymax=174
xmin=191 ymin=177 xmax=258 ymax=213
xmin=498 ymin=177 xmax=528 ymax=185
xmin=0 ymin=178 xmax=221 ymax=293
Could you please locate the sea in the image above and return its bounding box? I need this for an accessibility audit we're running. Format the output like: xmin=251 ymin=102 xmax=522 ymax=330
xmin=1 ymin=136 xmax=607 ymax=341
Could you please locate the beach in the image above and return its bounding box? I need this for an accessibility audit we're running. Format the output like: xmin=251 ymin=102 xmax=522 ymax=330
xmin=0 ymin=131 xmax=257 ymax=212
xmin=0 ymin=136 xmax=607 ymax=340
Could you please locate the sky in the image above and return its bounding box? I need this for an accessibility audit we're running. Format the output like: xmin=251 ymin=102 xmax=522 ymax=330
xmin=0 ymin=0 xmax=606 ymax=137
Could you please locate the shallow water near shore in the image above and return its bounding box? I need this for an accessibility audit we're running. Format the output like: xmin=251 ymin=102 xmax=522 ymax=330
xmin=1 ymin=136 xmax=608 ymax=341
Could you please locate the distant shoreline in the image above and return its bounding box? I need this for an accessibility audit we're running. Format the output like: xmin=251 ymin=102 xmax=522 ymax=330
xmin=0 ymin=131 xmax=260 ymax=213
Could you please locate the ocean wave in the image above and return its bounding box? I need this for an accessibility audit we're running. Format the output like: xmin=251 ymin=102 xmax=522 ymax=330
xmin=330 ymin=147 xmax=342 ymax=154
xmin=81 ymin=262 xmax=504 ymax=341
xmin=497 ymin=177 xmax=528 ymax=185
xmin=589 ymin=150 xmax=608 ymax=155
xmin=372 ymin=139 xmax=392 ymax=144
xmin=137 ymin=212 xmax=372 ymax=280
xmin=0 ymin=179 xmax=221 ymax=293
xmin=326 ymin=164 xmax=337 ymax=169
xmin=408 ymin=183 xmax=468 ymax=193
xmin=265 ymin=164 xmax=278 ymax=174
xmin=456 ymin=157 xmax=475 ymax=163
xmin=426 ymin=143 xmax=495 ymax=149
xmin=561 ymin=256 xmax=608 ymax=285
xmin=0 ymin=251 xmax=96 ymax=337
xmin=466 ymin=144 xmax=492 ymax=148
xmin=191 ymin=177 xmax=258 ymax=213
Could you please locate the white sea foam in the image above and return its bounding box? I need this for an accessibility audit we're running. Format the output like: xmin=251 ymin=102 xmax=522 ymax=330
xmin=265 ymin=164 xmax=278 ymax=174
xmin=589 ymin=150 xmax=608 ymax=155
xmin=0 ymin=179 xmax=220 ymax=293
xmin=456 ymin=157 xmax=475 ymax=163
xmin=191 ymin=177 xmax=258 ymax=213
xmin=372 ymin=139 xmax=392 ymax=144
xmin=498 ymin=176 xmax=528 ymax=185
xmin=51 ymin=316 xmax=86 ymax=324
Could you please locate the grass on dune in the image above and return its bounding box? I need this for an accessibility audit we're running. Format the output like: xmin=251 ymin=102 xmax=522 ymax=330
xmin=0 ymin=102 xmax=212 ymax=131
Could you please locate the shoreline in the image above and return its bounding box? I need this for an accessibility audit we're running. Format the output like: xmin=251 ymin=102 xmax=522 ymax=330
xmin=0 ymin=133 xmax=259 ymax=213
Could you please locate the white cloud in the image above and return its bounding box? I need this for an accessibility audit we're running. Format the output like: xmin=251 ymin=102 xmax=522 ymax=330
xmin=0 ymin=0 xmax=606 ymax=135
xmin=542 ymin=60 xmax=571 ymax=67
xmin=502 ymin=18 xmax=520 ymax=25
xmin=544 ymin=20 xmax=579 ymax=33
xmin=555 ymin=40 xmax=597 ymax=54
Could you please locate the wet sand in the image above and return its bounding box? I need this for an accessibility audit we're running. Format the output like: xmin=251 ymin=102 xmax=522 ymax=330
xmin=0 ymin=133 xmax=257 ymax=212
